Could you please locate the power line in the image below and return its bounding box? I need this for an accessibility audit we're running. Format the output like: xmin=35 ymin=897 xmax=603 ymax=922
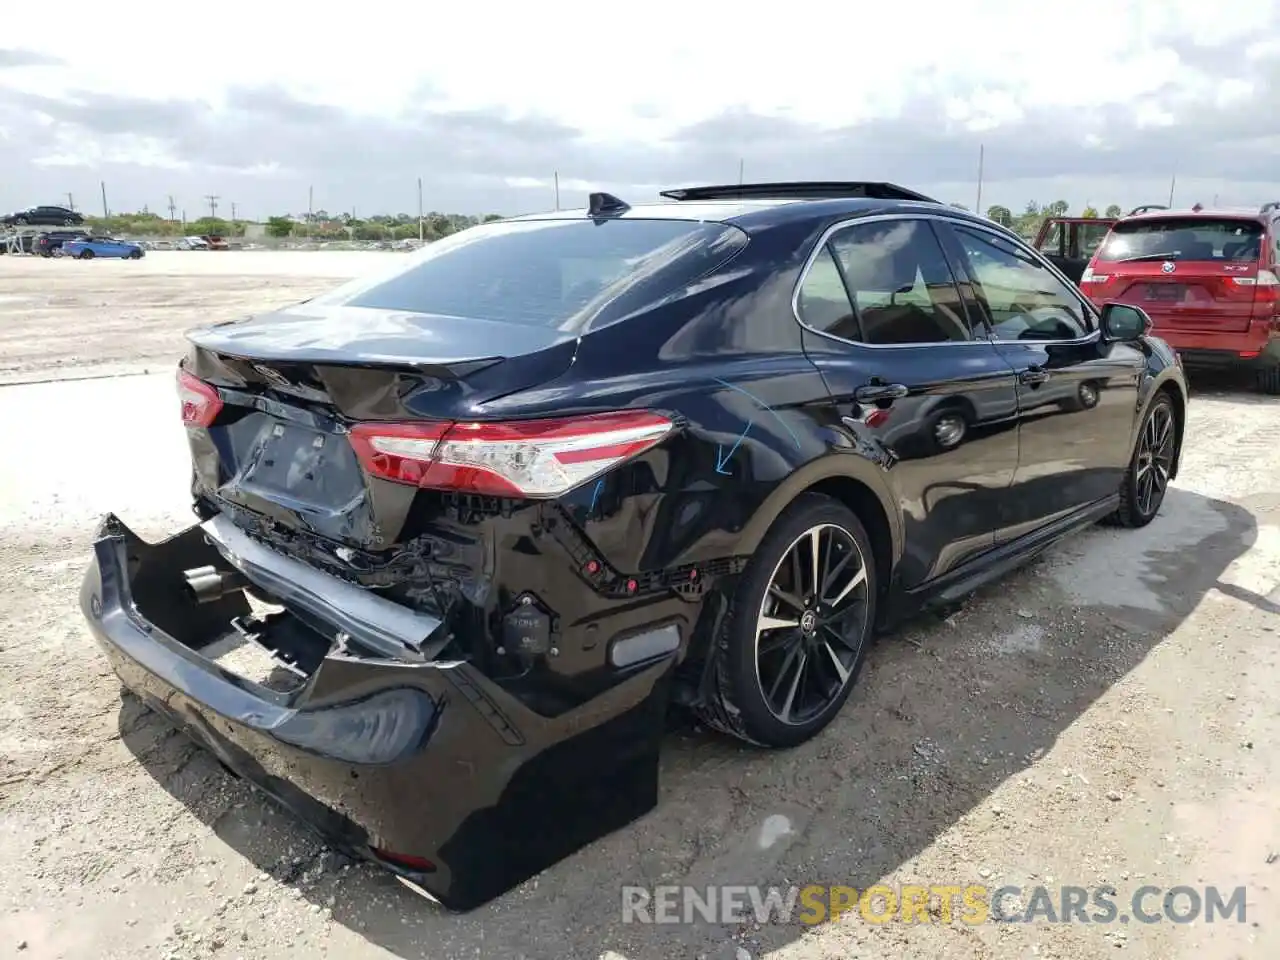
xmin=204 ymin=194 xmax=219 ymax=219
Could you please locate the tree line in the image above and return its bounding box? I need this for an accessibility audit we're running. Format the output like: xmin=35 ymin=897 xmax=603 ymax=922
xmin=76 ymin=209 xmax=505 ymax=242
xmin=956 ymin=201 xmax=1126 ymax=238
xmin=77 ymin=200 xmax=1123 ymax=243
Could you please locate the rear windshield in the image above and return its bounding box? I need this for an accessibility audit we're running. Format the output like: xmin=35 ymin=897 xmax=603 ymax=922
xmin=1096 ymin=217 xmax=1264 ymax=263
xmin=313 ymin=218 xmax=748 ymax=327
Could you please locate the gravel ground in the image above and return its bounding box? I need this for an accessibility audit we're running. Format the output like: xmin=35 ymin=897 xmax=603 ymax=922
xmin=1 ymin=252 xmax=1278 ymax=960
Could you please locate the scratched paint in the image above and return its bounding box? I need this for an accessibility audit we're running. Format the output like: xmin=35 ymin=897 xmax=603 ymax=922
xmin=713 ymin=377 xmax=803 ymax=450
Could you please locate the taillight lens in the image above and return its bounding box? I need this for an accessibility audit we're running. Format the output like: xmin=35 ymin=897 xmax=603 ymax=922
xmin=177 ymin=369 xmax=223 ymax=428
xmin=349 ymin=411 xmax=674 ymax=498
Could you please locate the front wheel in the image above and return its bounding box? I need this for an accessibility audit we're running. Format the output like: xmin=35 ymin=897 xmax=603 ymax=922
xmin=697 ymin=494 xmax=878 ymax=748
xmin=1109 ymin=393 xmax=1176 ymax=528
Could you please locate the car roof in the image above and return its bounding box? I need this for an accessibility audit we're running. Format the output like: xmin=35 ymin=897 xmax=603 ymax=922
xmin=1120 ymin=206 xmax=1269 ymax=224
xmin=504 ymin=196 xmax=992 ymax=234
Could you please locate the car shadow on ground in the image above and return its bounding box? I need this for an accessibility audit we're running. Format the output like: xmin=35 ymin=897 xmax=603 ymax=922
xmin=1182 ymin=367 xmax=1277 ymax=403
xmin=119 ymin=487 xmax=1257 ymax=960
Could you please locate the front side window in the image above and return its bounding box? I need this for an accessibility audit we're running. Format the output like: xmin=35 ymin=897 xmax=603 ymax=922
xmin=801 ymin=219 xmax=972 ymax=345
xmin=952 ymin=226 xmax=1091 ymax=342
xmin=1039 ymin=221 xmax=1064 ymax=257
xmin=1078 ymin=221 xmax=1112 ymax=257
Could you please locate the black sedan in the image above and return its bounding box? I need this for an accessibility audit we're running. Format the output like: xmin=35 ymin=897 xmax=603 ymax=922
xmin=3 ymin=204 xmax=84 ymax=227
xmin=79 ymin=181 xmax=1187 ymax=911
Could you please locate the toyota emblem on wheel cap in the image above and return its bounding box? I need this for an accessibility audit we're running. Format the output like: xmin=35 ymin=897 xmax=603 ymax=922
xmin=1161 ymin=261 xmax=1176 ymax=274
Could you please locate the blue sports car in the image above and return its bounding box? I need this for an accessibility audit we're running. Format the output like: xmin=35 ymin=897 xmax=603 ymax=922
xmin=62 ymin=237 xmax=144 ymax=260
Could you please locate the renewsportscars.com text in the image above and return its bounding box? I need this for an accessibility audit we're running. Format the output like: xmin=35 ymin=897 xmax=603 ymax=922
xmin=621 ymin=884 xmax=1248 ymax=926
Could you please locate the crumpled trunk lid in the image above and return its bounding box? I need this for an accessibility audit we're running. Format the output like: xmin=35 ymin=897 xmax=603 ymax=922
xmin=182 ymin=303 xmax=578 ymax=554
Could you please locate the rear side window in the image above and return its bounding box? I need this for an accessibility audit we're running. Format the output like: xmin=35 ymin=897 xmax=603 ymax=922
xmin=313 ymin=218 xmax=747 ymax=327
xmin=800 ymin=218 xmax=972 ymax=345
xmin=1096 ymin=218 xmax=1264 ymax=263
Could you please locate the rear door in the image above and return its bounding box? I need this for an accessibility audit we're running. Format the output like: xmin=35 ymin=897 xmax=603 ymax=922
xmin=938 ymin=221 xmax=1142 ymax=539
xmin=1086 ymin=216 xmax=1265 ymax=333
xmin=796 ymin=215 xmax=1021 ymax=590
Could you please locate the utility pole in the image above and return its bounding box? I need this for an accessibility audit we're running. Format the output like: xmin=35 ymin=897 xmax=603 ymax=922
xmin=100 ymin=181 xmax=108 ymax=218
xmin=738 ymin=159 xmax=744 ymax=185
xmin=554 ymin=171 xmax=560 ymax=211
xmin=1167 ymin=169 xmax=1177 ymax=207
xmin=975 ymin=144 xmax=985 ymax=214
xmin=308 ymin=185 xmax=314 ymax=238
xmin=167 ymin=195 xmax=177 ymax=221
xmin=205 ymin=195 xmax=219 ymax=219
xmin=230 ymin=202 xmax=236 ymax=222
xmin=66 ymin=192 xmax=74 ymax=212
xmin=417 ymin=177 xmax=424 ymax=241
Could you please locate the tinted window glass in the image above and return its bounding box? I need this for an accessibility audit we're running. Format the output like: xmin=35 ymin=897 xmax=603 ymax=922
xmin=796 ymin=247 xmax=860 ymax=340
xmin=953 ymin=226 xmax=1090 ymax=341
xmin=1079 ymin=221 xmax=1111 ymax=256
xmin=315 ymin=218 xmax=747 ymax=327
xmin=1096 ymin=217 xmax=1263 ymax=263
xmin=1039 ymin=221 xmax=1064 ymax=256
xmin=822 ymin=219 xmax=972 ymax=345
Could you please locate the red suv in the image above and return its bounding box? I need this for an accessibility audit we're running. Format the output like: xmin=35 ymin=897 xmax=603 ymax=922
xmin=1080 ymin=203 xmax=1280 ymax=393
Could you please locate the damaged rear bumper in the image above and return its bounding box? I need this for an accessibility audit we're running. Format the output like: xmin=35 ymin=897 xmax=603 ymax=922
xmin=79 ymin=512 xmax=674 ymax=911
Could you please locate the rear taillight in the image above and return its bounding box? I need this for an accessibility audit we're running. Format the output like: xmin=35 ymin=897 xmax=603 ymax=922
xmin=177 ymin=369 xmax=223 ymax=428
xmin=1080 ymin=266 xmax=1109 ymax=284
xmin=349 ymin=411 xmax=674 ymax=498
xmin=1229 ymin=269 xmax=1279 ymax=287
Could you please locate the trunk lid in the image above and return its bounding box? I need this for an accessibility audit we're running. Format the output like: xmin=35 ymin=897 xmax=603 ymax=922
xmin=183 ymin=303 xmax=579 ymax=552
xmin=1094 ymin=260 xmax=1259 ymax=333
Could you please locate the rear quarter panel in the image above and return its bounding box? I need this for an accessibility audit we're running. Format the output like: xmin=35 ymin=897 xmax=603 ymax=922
xmin=474 ymin=226 xmax=903 ymax=578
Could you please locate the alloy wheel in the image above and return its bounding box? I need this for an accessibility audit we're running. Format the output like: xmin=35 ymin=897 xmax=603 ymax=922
xmin=1135 ymin=401 xmax=1174 ymax=516
xmin=753 ymin=522 xmax=871 ymax=726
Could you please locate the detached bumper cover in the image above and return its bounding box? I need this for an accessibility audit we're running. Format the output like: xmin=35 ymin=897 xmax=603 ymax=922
xmin=79 ymin=513 xmax=674 ymax=911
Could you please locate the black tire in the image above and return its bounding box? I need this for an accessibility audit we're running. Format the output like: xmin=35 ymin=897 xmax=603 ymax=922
xmin=79 ymin=249 xmax=94 ymax=260
xmin=695 ymin=494 xmax=878 ymax=748
xmin=63 ymin=218 xmax=75 ymax=226
xmin=1257 ymin=366 xmax=1280 ymax=396
xmin=14 ymin=217 xmax=26 ymax=226
xmin=1108 ymin=392 xmax=1177 ymax=528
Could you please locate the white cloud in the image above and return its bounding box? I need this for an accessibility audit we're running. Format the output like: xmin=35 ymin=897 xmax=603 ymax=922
xmin=1 ymin=0 xmax=1279 ymax=215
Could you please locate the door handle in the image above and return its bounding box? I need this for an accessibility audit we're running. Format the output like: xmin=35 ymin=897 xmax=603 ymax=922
xmin=1019 ymin=366 xmax=1050 ymax=386
xmin=853 ymin=382 xmax=909 ymax=403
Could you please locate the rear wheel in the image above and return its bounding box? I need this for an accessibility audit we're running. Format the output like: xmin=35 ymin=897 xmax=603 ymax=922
xmin=79 ymin=249 xmax=94 ymax=259
xmin=1108 ymin=393 xmax=1176 ymax=528
xmin=696 ymin=495 xmax=877 ymax=748
xmin=1257 ymin=366 xmax=1280 ymax=396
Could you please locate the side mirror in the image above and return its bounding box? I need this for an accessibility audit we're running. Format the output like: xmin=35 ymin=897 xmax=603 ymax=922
xmin=1099 ymin=303 xmax=1151 ymax=342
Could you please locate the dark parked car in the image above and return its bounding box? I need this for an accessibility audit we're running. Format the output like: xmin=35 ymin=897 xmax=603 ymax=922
xmin=79 ymin=182 xmax=1188 ymax=911
xmin=35 ymin=229 xmax=91 ymax=256
xmin=2 ymin=205 xmax=84 ymax=227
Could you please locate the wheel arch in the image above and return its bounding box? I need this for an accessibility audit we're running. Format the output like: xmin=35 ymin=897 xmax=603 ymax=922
xmin=734 ymin=457 xmax=901 ymax=591
xmin=1155 ymin=378 xmax=1186 ymax=480
xmin=1129 ymin=364 xmax=1186 ymax=478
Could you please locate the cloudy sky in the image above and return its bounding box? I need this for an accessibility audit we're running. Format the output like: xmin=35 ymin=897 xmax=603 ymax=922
xmin=2 ymin=1 xmax=1279 ymax=220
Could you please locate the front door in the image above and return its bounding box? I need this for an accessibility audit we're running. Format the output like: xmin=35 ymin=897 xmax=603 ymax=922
xmin=795 ymin=215 xmax=1021 ymax=590
xmin=936 ymin=220 xmax=1143 ymax=542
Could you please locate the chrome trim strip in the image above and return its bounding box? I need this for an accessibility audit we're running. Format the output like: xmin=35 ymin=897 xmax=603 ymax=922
xmin=200 ymin=514 xmax=443 ymax=660
xmin=789 ymin=211 xmax=1101 ymax=350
